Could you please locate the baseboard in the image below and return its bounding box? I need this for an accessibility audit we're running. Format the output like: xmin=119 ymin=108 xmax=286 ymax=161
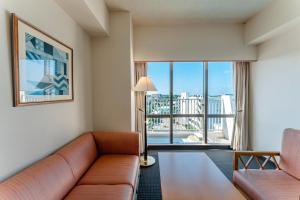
xmin=148 ymin=144 xmax=231 ymax=150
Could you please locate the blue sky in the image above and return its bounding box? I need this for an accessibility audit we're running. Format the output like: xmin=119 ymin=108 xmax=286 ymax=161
xmin=20 ymin=60 xmax=56 ymax=91
xmin=147 ymin=62 xmax=234 ymax=96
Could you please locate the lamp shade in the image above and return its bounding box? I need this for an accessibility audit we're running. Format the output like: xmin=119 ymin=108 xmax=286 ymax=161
xmin=133 ymin=76 xmax=157 ymax=92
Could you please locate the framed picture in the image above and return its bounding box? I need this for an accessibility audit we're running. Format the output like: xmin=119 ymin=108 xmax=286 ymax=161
xmin=12 ymin=14 xmax=73 ymax=106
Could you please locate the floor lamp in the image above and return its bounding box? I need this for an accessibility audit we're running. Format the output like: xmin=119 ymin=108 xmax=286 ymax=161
xmin=134 ymin=76 xmax=157 ymax=167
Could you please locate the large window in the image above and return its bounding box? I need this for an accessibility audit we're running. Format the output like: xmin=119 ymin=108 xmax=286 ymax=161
xmin=146 ymin=62 xmax=235 ymax=145
xmin=207 ymin=62 xmax=235 ymax=144
xmin=147 ymin=62 xmax=170 ymax=144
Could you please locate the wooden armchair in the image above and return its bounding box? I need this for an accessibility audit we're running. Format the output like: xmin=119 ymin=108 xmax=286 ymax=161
xmin=233 ymin=151 xmax=280 ymax=170
xmin=232 ymin=129 xmax=300 ymax=200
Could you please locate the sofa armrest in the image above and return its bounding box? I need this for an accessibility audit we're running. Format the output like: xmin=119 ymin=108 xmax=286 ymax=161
xmin=233 ymin=151 xmax=280 ymax=170
xmin=92 ymin=131 xmax=140 ymax=156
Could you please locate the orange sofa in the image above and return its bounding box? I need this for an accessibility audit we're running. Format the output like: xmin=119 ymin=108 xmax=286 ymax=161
xmin=0 ymin=131 xmax=140 ymax=200
xmin=233 ymin=128 xmax=300 ymax=200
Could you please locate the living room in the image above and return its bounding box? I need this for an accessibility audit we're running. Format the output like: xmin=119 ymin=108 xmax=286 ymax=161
xmin=0 ymin=0 xmax=300 ymax=199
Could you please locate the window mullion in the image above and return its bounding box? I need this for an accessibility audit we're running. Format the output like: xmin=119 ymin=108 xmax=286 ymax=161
xmin=170 ymin=62 xmax=174 ymax=144
xmin=204 ymin=62 xmax=208 ymax=144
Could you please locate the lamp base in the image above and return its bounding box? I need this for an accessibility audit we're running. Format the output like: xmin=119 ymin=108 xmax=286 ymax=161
xmin=140 ymin=156 xmax=156 ymax=167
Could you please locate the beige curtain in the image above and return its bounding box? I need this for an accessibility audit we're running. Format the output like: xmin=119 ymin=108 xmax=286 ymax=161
xmin=134 ymin=62 xmax=147 ymax=154
xmin=232 ymin=62 xmax=250 ymax=151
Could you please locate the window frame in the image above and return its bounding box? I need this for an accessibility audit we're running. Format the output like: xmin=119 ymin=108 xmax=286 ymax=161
xmin=145 ymin=61 xmax=235 ymax=145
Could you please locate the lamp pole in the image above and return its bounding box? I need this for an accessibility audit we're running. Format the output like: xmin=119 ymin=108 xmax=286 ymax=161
xmin=133 ymin=76 xmax=156 ymax=167
xmin=144 ymin=93 xmax=147 ymax=161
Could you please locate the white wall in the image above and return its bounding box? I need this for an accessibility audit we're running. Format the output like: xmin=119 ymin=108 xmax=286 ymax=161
xmin=245 ymin=0 xmax=300 ymax=45
xmin=55 ymin=0 xmax=110 ymax=36
xmin=134 ymin=24 xmax=257 ymax=61
xmin=92 ymin=12 xmax=134 ymax=131
xmin=0 ymin=0 xmax=93 ymax=181
xmin=85 ymin=0 xmax=110 ymax=35
xmin=250 ymin=25 xmax=300 ymax=151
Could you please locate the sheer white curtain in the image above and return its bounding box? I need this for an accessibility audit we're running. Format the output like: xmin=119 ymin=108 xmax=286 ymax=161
xmin=232 ymin=62 xmax=250 ymax=151
xmin=135 ymin=62 xmax=147 ymax=154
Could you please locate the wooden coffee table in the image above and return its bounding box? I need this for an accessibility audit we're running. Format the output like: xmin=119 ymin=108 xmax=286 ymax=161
xmin=158 ymin=152 xmax=245 ymax=200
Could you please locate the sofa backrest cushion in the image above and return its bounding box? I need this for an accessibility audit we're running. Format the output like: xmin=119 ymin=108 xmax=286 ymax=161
xmin=56 ymin=133 xmax=98 ymax=181
xmin=92 ymin=131 xmax=139 ymax=155
xmin=0 ymin=155 xmax=75 ymax=200
xmin=279 ymin=128 xmax=300 ymax=180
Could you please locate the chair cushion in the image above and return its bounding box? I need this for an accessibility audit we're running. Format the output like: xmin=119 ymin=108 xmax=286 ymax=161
xmin=0 ymin=155 xmax=75 ymax=200
xmin=233 ymin=170 xmax=300 ymax=200
xmin=279 ymin=128 xmax=300 ymax=180
xmin=64 ymin=185 xmax=133 ymax=200
xmin=78 ymin=155 xmax=139 ymax=189
xmin=56 ymin=133 xmax=98 ymax=181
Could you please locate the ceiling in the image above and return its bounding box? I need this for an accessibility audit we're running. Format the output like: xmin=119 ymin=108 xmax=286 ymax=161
xmin=105 ymin=0 xmax=273 ymax=26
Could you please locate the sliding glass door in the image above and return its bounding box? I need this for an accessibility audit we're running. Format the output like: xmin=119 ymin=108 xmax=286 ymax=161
xmin=146 ymin=61 xmax=235 ymax=145
xmin=146 ymin=62 xmax=171 ymax=144
xmin=172 ymin=62 xmax=204 ymax=144
xmin=207 ymin=62 xmax=235 ymax=144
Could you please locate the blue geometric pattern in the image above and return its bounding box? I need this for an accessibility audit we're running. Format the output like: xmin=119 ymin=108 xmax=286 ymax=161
xmin=25 ymin=32 xmax=70 ymax=96
xmin=26 ymin=51 xmax=42 ymax=60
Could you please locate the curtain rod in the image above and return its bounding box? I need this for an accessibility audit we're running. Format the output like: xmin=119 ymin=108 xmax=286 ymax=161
xmin=134 ymin=59 xmax=257 ymax=63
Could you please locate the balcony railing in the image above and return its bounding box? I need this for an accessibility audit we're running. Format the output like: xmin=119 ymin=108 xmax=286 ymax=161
xmin=146 ymin=94 xmax=235 ymax=144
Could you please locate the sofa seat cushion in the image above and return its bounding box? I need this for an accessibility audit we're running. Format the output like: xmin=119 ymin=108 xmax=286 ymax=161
xmin=78 ymin=155 xmax=139 ymax=189
xmin=64 ymin=185 xmax=133 ymax=200
xmin=233 ymin=170 xmax=300 ymax=200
